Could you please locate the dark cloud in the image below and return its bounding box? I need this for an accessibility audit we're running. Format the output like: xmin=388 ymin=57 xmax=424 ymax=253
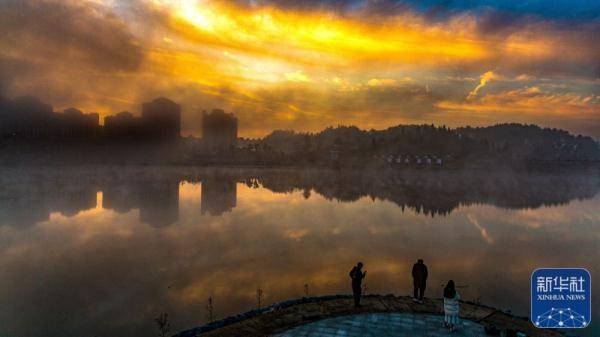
xmin=382 ymin=0 xmax=600 ymax=20
xmin=243 ymin=0 xmax=600 ymax=21
xmin=476 ymin=9 xmax=529 ymax=34
xmin=499 ymin=21 xmax=600 ymax=79
xmin=232 ymin=0 xmax=357 ymax=12
xmin=0 ymin=0 xmax=144 ymax=74
xmin=0 ymin=0 xmax=147 ymax=112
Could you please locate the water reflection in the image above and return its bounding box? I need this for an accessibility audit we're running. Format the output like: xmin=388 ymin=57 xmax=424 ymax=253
xmin=103 ymin=178 xmax=180 ymax=227
xmin=201 ymin=174 xmax=237 ymax=216
xmin=2 ymin=168 xmax=598 ymax=227
xmin=0 ymin=167 xmax=598 ymax=337
xmin=0 ymin=180 xmax=98 ymax=227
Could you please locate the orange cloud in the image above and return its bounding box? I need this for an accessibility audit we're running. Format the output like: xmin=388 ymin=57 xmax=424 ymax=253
xmin=160 ymin=0 xmax=489 ymax=69
xmin=438 ymin=86 xmax=598 ymax=117
xmin=1 ymin=0 xmax=598 ymax=137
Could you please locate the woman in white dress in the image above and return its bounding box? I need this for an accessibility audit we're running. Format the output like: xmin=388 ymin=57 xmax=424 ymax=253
xmin=443 ymin=280 xmax=460 ymax=332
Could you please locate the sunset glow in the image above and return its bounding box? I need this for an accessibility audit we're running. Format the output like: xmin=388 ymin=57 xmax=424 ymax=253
xmin=0 ymin=0 xmax=598 ymax=137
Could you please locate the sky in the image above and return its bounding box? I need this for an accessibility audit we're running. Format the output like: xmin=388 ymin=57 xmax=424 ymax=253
xmin=0 ymin=0 xmax=598 ymax=138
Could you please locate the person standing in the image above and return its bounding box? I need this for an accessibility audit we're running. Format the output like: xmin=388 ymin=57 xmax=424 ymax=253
xmin=443 ymin=280 xmax=461 ymax=332
xmin=412 ymin=259 xmax=428 ymax=302
xmin=349 ymin=262 xmax=366 ymax=308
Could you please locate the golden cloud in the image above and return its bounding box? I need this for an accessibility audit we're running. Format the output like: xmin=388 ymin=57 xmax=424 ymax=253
xmin=0 ymin=0 xmax=598 ymax=137
xmin=438 ymin=86 xmax=599 ymax=116
xmin=467 ymin=71 xmax=499 ymax=99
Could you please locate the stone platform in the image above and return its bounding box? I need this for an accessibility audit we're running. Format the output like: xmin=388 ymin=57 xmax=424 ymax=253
xmin=173 ymin=294 xmax=563 ymax=337
xmin=274 ymin=313 xmax=485 ymax=337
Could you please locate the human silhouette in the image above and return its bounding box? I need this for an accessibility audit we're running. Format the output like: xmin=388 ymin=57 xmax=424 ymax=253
xmin=411 ymin=259 xmax=428 ymax=302
xmin=443 ymin=280 xmax=461 ymax=332
xmin=349 ymin=262 xmax=366 ymax=307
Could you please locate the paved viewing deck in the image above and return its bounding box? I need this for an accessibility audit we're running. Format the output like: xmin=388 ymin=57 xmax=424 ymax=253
xmin=274 ymin=313 xmax=486 ymax=337
xmin=174 ymin=294 xmax=563 ymax=337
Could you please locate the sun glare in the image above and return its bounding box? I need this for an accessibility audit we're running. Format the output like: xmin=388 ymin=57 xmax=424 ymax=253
xmin=178 ymin=0 xmax=215 ymax=31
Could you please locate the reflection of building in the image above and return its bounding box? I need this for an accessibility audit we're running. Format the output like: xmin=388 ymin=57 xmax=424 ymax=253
xmin=51 ymin=184 xmax=98 ymax=216
xmin=0 ymin=183 xmax=98 ymax=227
xmin=139 ymin=180 xmax=180 ymax=227
xmin=0 ymin=190 xmax=51 ymax=227
xmin=142 ymin=98 xmax=181 ymax=140
xmin=202 ymin=109 xmax=238 ymax=152
xmin=102 ymin=183 xmax=141 ymax=213
xmin=201 ymin=176 xmax=237 ymax=216
xmin=102 ymin=179 xmax=180 ymax=227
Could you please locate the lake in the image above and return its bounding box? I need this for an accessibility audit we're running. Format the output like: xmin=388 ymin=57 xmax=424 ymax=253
xmin=0 ymin=167 xmax=598 ymax=337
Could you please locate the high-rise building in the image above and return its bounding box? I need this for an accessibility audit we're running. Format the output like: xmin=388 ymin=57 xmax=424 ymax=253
xmin=104 ymin=111 xmax=142 ymax=139
xmin=58 ymin=108 xmax=100 ymax=138
xmin=202 ymin=109 xmax=238 ymax=152
xmin=141 ymin=97 xmax=181 ymax=140
xmin=201 ymin=176 xmax=237 ymax=215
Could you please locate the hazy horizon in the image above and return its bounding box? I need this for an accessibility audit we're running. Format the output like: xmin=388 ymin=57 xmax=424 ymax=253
xmin=2 ymin=94 xmax=599 ymax=141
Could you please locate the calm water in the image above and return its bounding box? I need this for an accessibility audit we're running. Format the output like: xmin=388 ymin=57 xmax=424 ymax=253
xmin=0 ymin=167 xmax=598 ymax=337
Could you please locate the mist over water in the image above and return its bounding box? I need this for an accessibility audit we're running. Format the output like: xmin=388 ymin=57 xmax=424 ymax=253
xmin=0 ymin=167 xmax=598 ymax=337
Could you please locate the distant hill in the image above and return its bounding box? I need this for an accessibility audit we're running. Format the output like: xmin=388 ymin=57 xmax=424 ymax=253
xmin=456 ymin=124 xmax=599 ymax=162
xmin=257 ymin=123 xmax=600 ymax=166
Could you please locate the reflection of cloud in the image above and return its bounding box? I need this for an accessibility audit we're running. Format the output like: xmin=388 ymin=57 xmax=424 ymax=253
xmin=467 ymin=213 xmax=494 ymax=244
xmin=286 ymin=229 xmax=310 ymax=240
xmin=0 ymin=173 xmax=599 ymax=337
xmin=515 ymin=74 xmax=535 ymax=81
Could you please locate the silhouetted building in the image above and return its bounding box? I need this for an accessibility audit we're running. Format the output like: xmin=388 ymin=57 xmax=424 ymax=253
xmin=202 ymin=109 xmax=238 ymax=152
xmin=0 ymin=96 xmax=54 ymax=138
xmin=0 ymin=96 xmax=102 ymax=140
xmin=142 ymin=98 xmax=181 ymax=140
xmin=57 ymin=108 xmax=100 ymax=139
xmin=201 ymin=176 xmax=237 ymax=215
xmin=104 ymin=111 xmax=142 ymax=139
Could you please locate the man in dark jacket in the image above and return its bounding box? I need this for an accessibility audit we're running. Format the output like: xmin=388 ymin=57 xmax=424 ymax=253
xmin=412 ymin=259 xmax=428 ymax=302
xmin=349 ymin=262 xmax=366 ymax=307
